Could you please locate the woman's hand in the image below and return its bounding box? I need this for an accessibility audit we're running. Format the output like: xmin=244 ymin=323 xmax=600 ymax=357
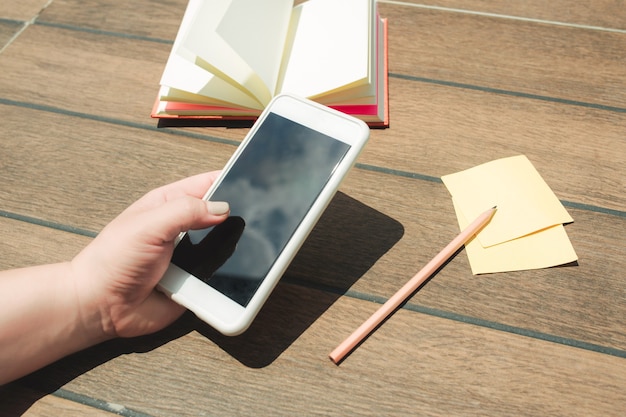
xmin=0 ymin=172 xmax=228 ymax=384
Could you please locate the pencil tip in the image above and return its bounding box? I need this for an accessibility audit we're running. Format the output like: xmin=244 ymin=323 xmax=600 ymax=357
xmin=492 ymin=205 xmax=497 ymax=209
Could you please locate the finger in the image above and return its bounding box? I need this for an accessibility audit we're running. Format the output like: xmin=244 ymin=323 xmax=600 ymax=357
xmin=129 ymin=171 xmax=222 ymax=214
xmin=116 ymin=291 xmax=187 ymax=338
xmin=158 ymin=171 xmax=222 ymax=200
xmin=137 ymin=196 xmax=230 ymax=245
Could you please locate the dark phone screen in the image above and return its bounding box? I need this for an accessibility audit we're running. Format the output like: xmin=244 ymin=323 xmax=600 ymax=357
xmin=171 ymin=113 xmax=351 ymax=306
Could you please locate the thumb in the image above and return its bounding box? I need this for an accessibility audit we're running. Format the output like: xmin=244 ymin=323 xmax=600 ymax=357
xmin=142 ymin=197 xmax=230 ymax=244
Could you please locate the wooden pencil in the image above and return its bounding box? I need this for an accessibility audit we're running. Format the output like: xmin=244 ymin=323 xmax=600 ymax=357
xmin=329 ymin=206 xmax=497 ymax=364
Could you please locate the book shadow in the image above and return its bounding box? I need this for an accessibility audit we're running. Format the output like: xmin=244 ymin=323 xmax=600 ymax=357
xmin=157 ymin=118 xmax=388 ymax=130
xmin=157 ymin=118 xmax=255 ymax=129
xmin=1 ymin=191 xmax=403 ymax=414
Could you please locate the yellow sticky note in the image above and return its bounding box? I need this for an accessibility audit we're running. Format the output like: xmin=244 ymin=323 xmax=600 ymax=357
xmin=442 ymin=155 xmax=573 ymax=247
xmin=452 ymin=199 xmax=578 ymax=274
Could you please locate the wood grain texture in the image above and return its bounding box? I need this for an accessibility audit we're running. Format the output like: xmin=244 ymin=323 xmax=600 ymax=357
xmin=0 ymin=20 xmax=22 ymax=49
xmin=1 ymin=383 xmax=143 ymax=416
xmin=366 ymin=77 xmax=626 ymax=211
xmin=380 ymin=3 xmax=626 ymax=108
xmin=2 ymin=104 xmax=624 ymax=352
xmin=1 ymin=0 xmax=625 ymax=415
xmin=392 ymin=0 xmax=626 ymax=30
xmin=0 ymin=3 xmax=623 ymax=212
xmin=0 ymin=24 xmax=169 ymax=125
xmin=10 ymin=289 xmax=626 ymax=416
xmin=28 ymin=399 xmax=116 ymax=417
xmin=0 ymin=0 xmax=50 ymax=21
xmin=0 ymin=103 xmax=234 ymax=232
xmin=0 ymin=218 xmax=89 ymax=269
xmin=17 ymin=393 xmax=116 ymax=417
xmin=38 ymin=0 xmax=187 ymax=40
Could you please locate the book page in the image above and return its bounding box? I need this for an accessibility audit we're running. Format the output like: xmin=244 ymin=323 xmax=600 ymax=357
xmin=159 ymin=0 xmax=262 ymax=108
xmin=180 ymin=0 xmax=294 ymax=105
xmin=316 ymin=15 xmax=382 ymax=105
xmin=160 ymin=54 xmax=263 ymax=109
xmin=277 ymin=0 xmax=373 ymax=99
xmin=159 ymin=85 xmax=262 ymax=110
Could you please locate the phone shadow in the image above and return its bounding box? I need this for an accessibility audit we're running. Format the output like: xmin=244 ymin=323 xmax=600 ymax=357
xmin=0 ymin=192 xmax=403 ymax=413
xmin=194 ymin=191 xmax=404 ymax=367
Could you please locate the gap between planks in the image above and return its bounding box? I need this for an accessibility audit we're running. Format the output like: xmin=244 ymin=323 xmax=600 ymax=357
xmin=378 ymin=1 xmax=626 ymax=34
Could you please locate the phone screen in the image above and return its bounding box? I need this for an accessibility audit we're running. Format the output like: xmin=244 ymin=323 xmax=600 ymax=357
xmin=171 ymin=112 xmax=351 ymax=306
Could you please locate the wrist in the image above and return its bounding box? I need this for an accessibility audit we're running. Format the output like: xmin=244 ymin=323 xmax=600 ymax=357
xmin=65 ymin=261 xmax=115 ymax=346
xmin=0 ymin=262 xmax=112 ymax=384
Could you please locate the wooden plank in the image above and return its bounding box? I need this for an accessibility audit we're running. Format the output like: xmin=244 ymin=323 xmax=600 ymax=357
xmin=15 ymin=288 xmax=626 ymax=416
xmin=1 ymin=106 xmax=624 ymax=354
xmin=380 ymin=3 xmax=626 ymax=108
xmin=0 ymin=20 xmax=22 ymax=49
xmin=0 ymin=24 xmax=170 ymax=128
xmin=0 ymin=21 xmax=623 ymax=213
xmin=1 ymin=1 xmax=625 ymax=416
xmin=0 ymin=0 xmax=50 ymax=22
xmin=366 ymin=77 xmax=626 ymax=212
xmin=0 ymin=217 xmax=88 ymax=269
xmin=38 ymin=0 xmax=187 ymax=41
xmin=328 ymin=171 xmax=626 ymax=352
xmin=0 ymin=103 xmax=235 ymax=232
xmin=3 ymin=2 xmax=625 ymax=121
xmin=31 ymin=0 xmax=626 ymax=110
xmin=0 ymin=22 xmax=246 ymax=142
xmin=36 ymin=0 xmax=626 ymax=37
xmin=2 ymin=389 xmax=116 ymax=417
xmin=25 ymin=395 xmax=123 ymax=417
xmin=35 ymin=0 xmax=313 ymax=42
xmin=397 ymin=0 xmax=626 ymax=30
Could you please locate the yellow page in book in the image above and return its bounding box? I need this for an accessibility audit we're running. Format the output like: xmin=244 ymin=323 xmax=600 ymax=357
xmin=180 ymin=0 xmax=294 ymax=106
xmin=159 ymin=86 xmax=261 ymax=109
xmin=159 ymin=58 xmax=263 ymax=110
xmin=277 ymin=0 xmax=374 ymax=100
xmin=452 ymin=199 xmax=578 ymax=274
xmin=158 ymin=0 xmax=263 ymax=109
xmin=441 ymin=155 xmax=573 ymax=247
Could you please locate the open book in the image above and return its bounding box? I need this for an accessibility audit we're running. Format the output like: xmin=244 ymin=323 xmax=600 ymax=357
xmin=151 ymin=0 xmax=388 ymax=127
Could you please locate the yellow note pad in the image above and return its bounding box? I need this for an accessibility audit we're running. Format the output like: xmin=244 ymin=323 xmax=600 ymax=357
xmin=452 ymin=199 xmax=578 ymax=274
xmin=442 ymin=155 xmax=573 ymax=247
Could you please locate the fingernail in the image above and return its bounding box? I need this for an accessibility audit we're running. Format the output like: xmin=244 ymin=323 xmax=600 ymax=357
xmin=206 ymin=201 xmax=230 ymax=215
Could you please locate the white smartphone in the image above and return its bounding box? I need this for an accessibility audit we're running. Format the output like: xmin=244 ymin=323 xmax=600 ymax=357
xmin=158 ymin=94 xmax=370 ymax=336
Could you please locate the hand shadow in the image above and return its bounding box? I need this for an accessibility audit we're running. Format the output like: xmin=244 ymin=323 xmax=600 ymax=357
xmin=0 ymin=192 xmax=403 ymax=413
xmin=197 ymin=191 xmax=404 ymax=367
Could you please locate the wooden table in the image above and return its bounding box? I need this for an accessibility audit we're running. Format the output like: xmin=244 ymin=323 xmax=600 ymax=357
xmin=1 ymin=1 xmax=625 ymax=415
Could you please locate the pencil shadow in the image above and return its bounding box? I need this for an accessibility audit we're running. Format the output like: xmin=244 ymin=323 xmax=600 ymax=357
xmin=0 ymin=192 xmax=403 ymax=414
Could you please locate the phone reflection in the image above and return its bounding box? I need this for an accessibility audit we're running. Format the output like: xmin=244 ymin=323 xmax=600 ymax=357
xmin=172 ymin=216 xmax=246 ymax=285
xmin=171 ymin=113 xmax=352 ymax=308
